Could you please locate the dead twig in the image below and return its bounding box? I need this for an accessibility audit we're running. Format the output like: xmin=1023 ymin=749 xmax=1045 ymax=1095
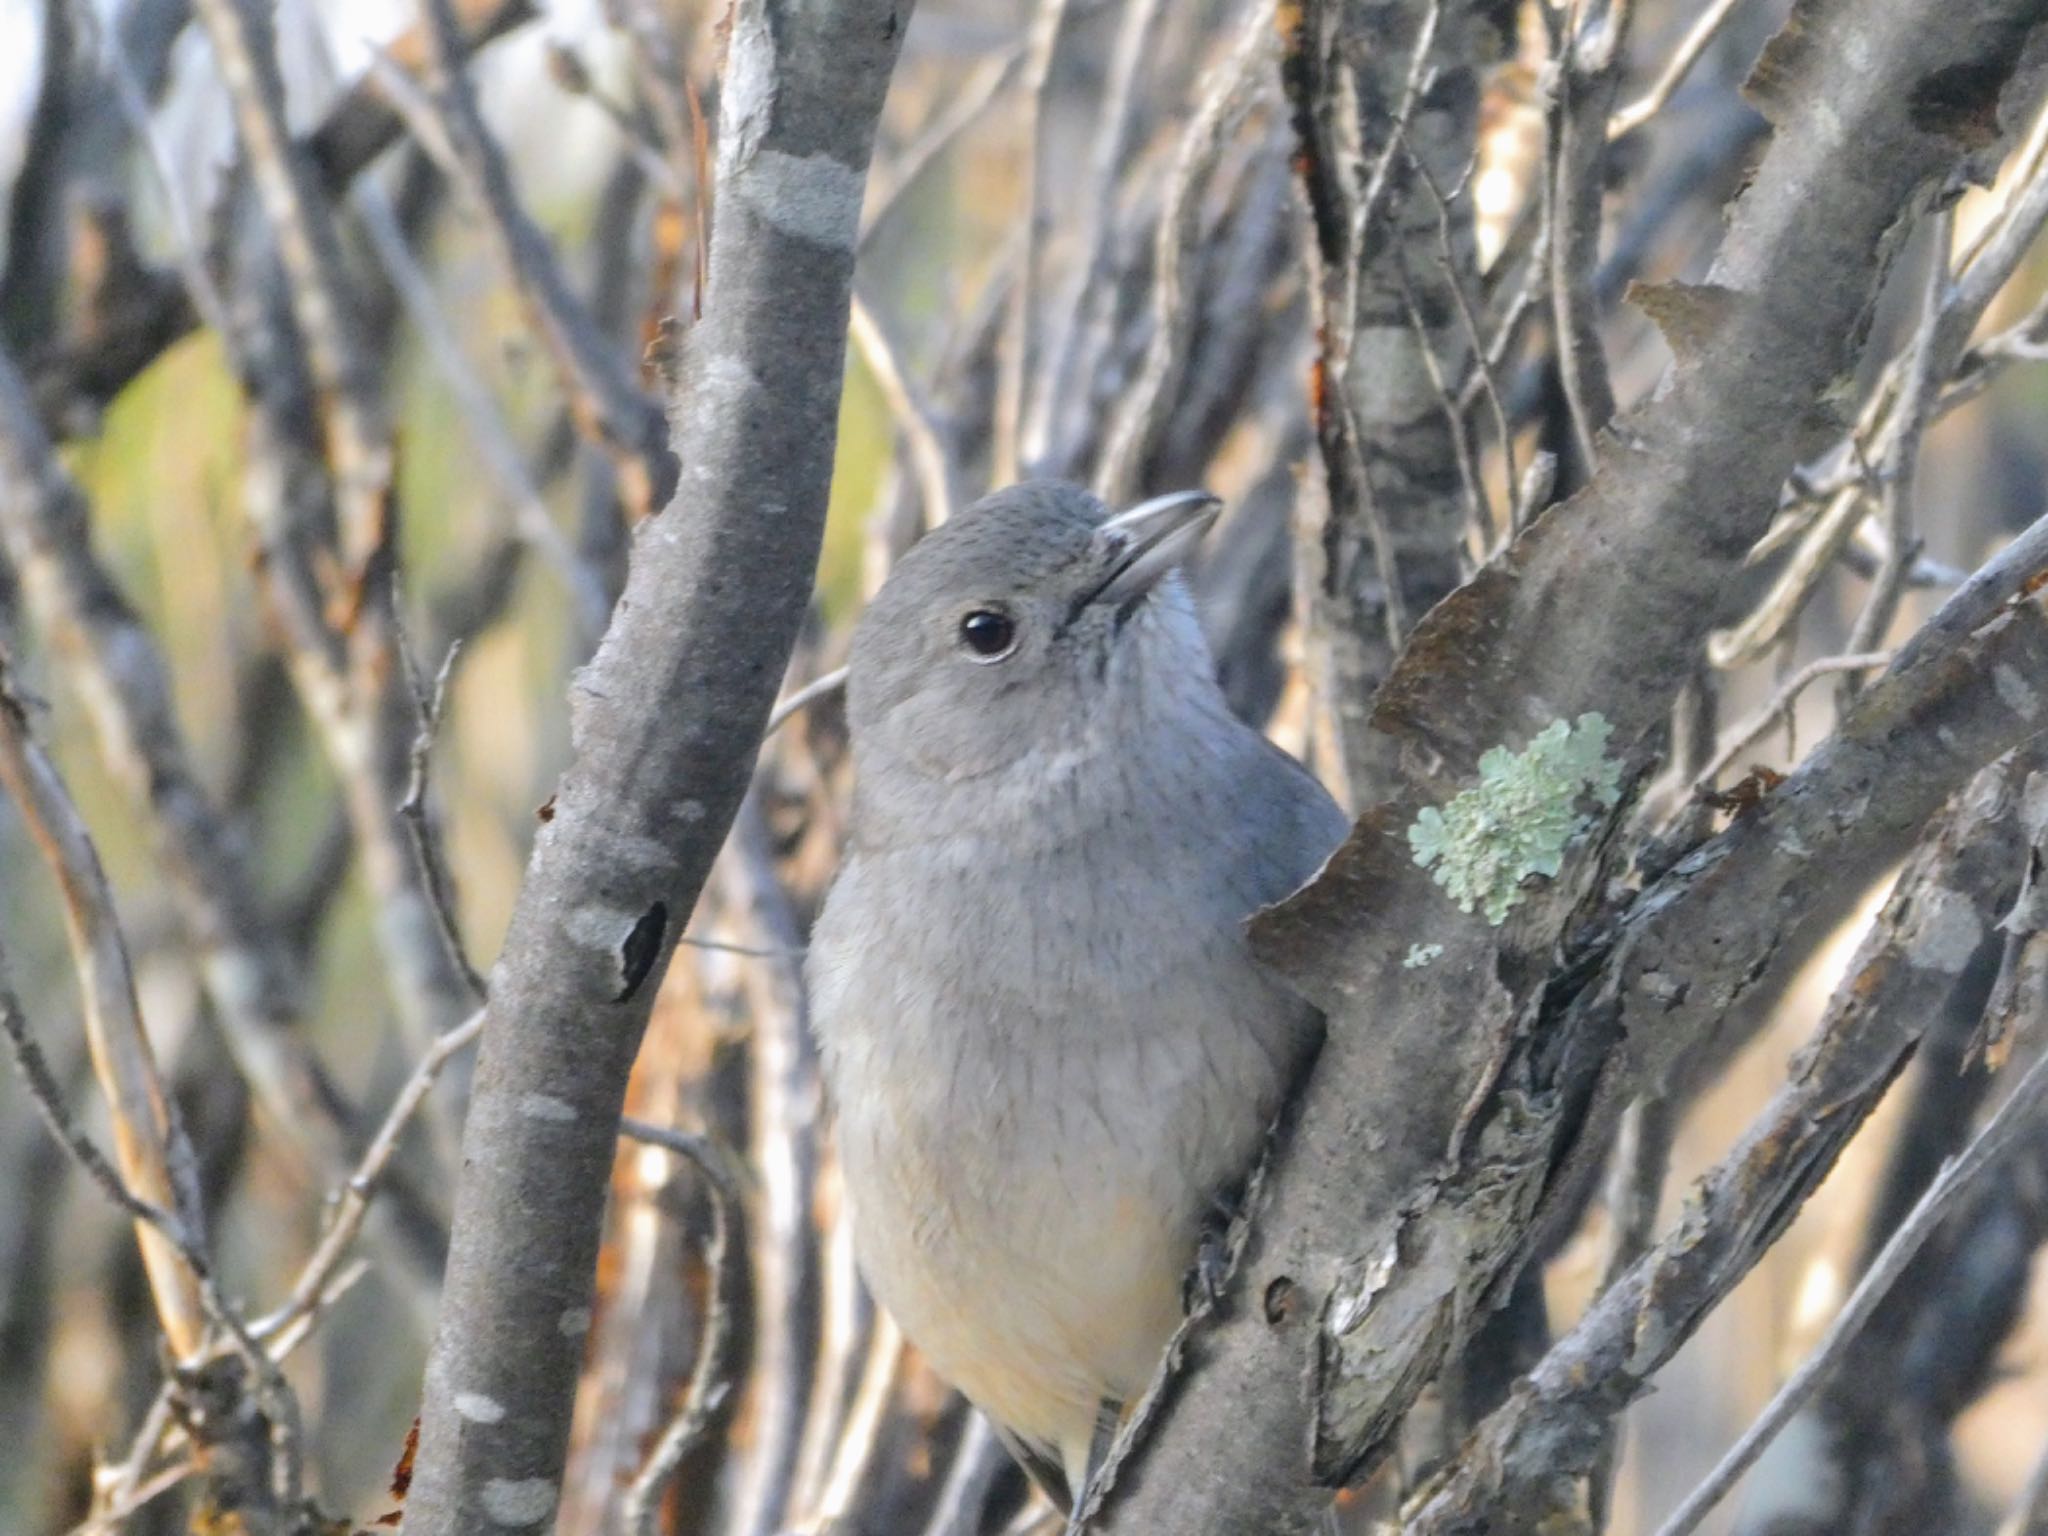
xmin=618 ymin=1120 xmax=748 ymax=1536
xmin=1653 ymin=1032 xmax=2048 ymax=1536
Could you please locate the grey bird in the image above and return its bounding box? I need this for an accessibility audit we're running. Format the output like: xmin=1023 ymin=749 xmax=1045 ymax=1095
xmin=806 ymin=480 xmax=1348 ymax=1508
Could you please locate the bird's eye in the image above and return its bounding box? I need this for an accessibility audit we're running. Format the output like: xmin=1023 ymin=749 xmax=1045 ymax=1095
xmin=958 ymin=607 xmax=1018 ymax=661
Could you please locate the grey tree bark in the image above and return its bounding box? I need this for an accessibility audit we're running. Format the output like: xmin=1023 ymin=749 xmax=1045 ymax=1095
xmin=402 ymin=4 xmax=912 ymax=1529
xmin=1285 ymin=0 xmax=1517 ymax=804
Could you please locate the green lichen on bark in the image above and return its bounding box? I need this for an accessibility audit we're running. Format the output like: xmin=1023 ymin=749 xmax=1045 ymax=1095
xmin=1407 ymin=713 xmax=1622 ymax=925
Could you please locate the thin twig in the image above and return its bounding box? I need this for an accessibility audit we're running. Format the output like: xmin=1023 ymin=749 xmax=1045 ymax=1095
xmin=68 ymin=1456 xmax=197 ymax=1536
xmin=1588 ymin=1096 xmax=1671 ymax=1531
xmin=252 ymin=1009 xmax=486 ymax=1344
xmin=861 ymin=41 xmax=1033 ymax=250
xmin=1027 ymin=0 xmax=1169 ymax=466
xmin=0 ymin=957 xmax=190 ymax=1247
xmin=719 ymin=800 xmax=822 ymax=1536
xmin=66 ymin=0 xmax=233 ymax=341
xmin=1716 ymin=95 xmax=2048 ymax=667
xmin=1652 ymin=1038 xmax=2048 ymax=1536
xmin=919 ymin=1414 xmax=1015 ymax=1536
xmin=0 ymin=664 xmax=314 ymax=1509
xmin=1545 ymin=0 xmax=1631 ymax=470
xmin=619 ymin=1122 xmax=747 ymax=1536
xmin=355 ymin=181 xmax=612 ymax=641
xmin=1691 ymin=651 xmax=1893 ymax=790
xmin=1394 ymin=264 xmax=1491 ymax=539
xmin=398 ymin=633 xmax=487 ymax=1002
xmin=192 ymin=0 xmax=393 ymax=562
xmin=766 ymin=665 xmax=849 ymax=735
xmin=0 ymin=337 xmax=385 ymax=1225
xmin=1839 ymin=209 xmax=1951 ymax=696
xmin=992 ymin=0 xmax=1076 ymax=486
xmin=852 ymin=293 xmax=957 ymax=531
xmin=799 ymin=1315 xmax=908 ymax=1529
xmin=413 ymin=0 xmax=675 ymax=511
xmin=1407 ymin=143 xmax=1517 ymax=531
xmin=0 ymin=665 xmax=209 ymax=1355
xmin=1096 ymin=0 xmax=1277 ymax=504
xmin=1609 ymin=0 xmax=1750 ymax=139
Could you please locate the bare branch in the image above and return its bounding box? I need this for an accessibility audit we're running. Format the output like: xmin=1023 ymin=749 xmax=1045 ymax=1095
xmin=354 ymin=182 xmax=613 ymax=642
xmin=1609 ymin=0 xmax=1750 ymax=139
xmin=1405 ymin=747 xmax=2041 ymax=1535
xmin=1657 ymin=976 xmax=2048 ymax=1536
xmin=0 ymin=664 xmax=209 ymax=1356
xmin=397 ymin=634 xmax=487 ymax=1004
xmin=403 ymin=5 xmax=910 ymax=1525
xmin=0 ymin=338 xmax=382 ymax=1216
xmin=851 ymin=294 xmax=956 ymax=531
xmin=1545 ymin=0 xmax=1631 ymax=470
xmin=252 ymin=1010 xmax=485 ymax=1348
xmin=1095 ymin=0 xmax=1276 ymax=504
xmin=1691 ymin=649 xmax=1893 ymax=789
xmin=618 ymin=1121 xmax=747 ymax=1536
xmin=992 ymin=0 xmax=1076 ymax=487
xmin=413 ymin=0 xmax=678 ymax=513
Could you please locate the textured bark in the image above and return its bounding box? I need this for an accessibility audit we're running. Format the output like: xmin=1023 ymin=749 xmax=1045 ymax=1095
xmin=402 ymin=4 xmax=912 ymax=1531
xmin=1284 ymin=0 xmax=1517 ymax=803
xmin=1091 ymin=3 xmax=2048 ymax=1531
xmin=1403 ymin=749 xmax=2043 ymax=1535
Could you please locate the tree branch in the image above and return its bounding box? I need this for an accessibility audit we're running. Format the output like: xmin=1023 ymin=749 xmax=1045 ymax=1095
xmin=1405 ymin=743 xmax=2041 ymax=1534
xmin=1091 ymin=3 xmax=2048 ymax=1529
xmin=403 ymin=5 xmax=911 ymax=1528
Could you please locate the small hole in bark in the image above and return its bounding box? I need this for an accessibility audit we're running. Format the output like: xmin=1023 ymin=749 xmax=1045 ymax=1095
xmin=616 ymin=902 xmax=668 ymax=1002
xmin=1264 ymin=1276 xmax=1296 ymax=1324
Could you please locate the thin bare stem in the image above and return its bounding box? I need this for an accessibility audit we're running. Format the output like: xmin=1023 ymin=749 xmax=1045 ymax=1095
xmin=1609 ymin=0 xmax=1750 ymax=139
xmin=619 ymin=1122 xmax=747 ymax=1536
xmin=992 ymin=0 xmax=1076 ymax=486
xmin=1652 ymin=1038 xmax=2048 ymax=1536
xmin=0 ymin=668 xmax=208 ymax=1355
xmin=355 ymin=182 xmax=611 ymax=641
xmin=799 ymin=1314 xmax=908 ymax=1528
xmin=398 ymin=635 xmax=487 ymax=1003
xmin=253 ymin=1009 xmax=486 ymax=1344
xmin=1097 ymin=0 xmax=1276 ymax=503
xmin=766 ymin=665 xmax=849 ymax=735
xmin=1691 ymin=651 xmax=1893 ymax=789
xmin=852 ymin=293 xmax=956 ymax=530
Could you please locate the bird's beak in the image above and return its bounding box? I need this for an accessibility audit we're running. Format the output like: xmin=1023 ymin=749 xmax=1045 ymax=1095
xmin=1090 ymin=489 xmax=1222 ymax=607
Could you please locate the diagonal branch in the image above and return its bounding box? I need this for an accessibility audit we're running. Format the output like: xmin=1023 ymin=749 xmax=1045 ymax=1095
xmin=0 ymin=665 xmax=209 ymax=1358
xmin=413 ymin=0 xmax=679 ymax=514
xmin=1404 ymin=745 xmax=2043 ymax=1534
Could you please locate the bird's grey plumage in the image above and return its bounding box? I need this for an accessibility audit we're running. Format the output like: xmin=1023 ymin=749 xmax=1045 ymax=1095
xmin=806 ymin=481 xmax=1348 ymax=1505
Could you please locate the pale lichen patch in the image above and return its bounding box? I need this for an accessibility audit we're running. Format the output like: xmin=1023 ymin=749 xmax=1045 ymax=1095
xmin=481 ymin=1477 xmax=557 ymax=1527
xmin=519 ymin=1093 xmax=577 ymax=1123
xmin=455 ymin=1392 xmax=506 ymax=1424
xmin=738 ymin=149 xmax=862 ymax=248
xmin=1994 ymin=663 xmax=2039 ymax=722
xmin=1908 ymin=887 xmax=1983 ymax=975
xmin=1403 ymin=943 xmax=1444 ymax=970
xmin=1407 ymin=714 xmax=1623 ymax=925
xmin=559 ymin=1306 xmax=593 ymax=1337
